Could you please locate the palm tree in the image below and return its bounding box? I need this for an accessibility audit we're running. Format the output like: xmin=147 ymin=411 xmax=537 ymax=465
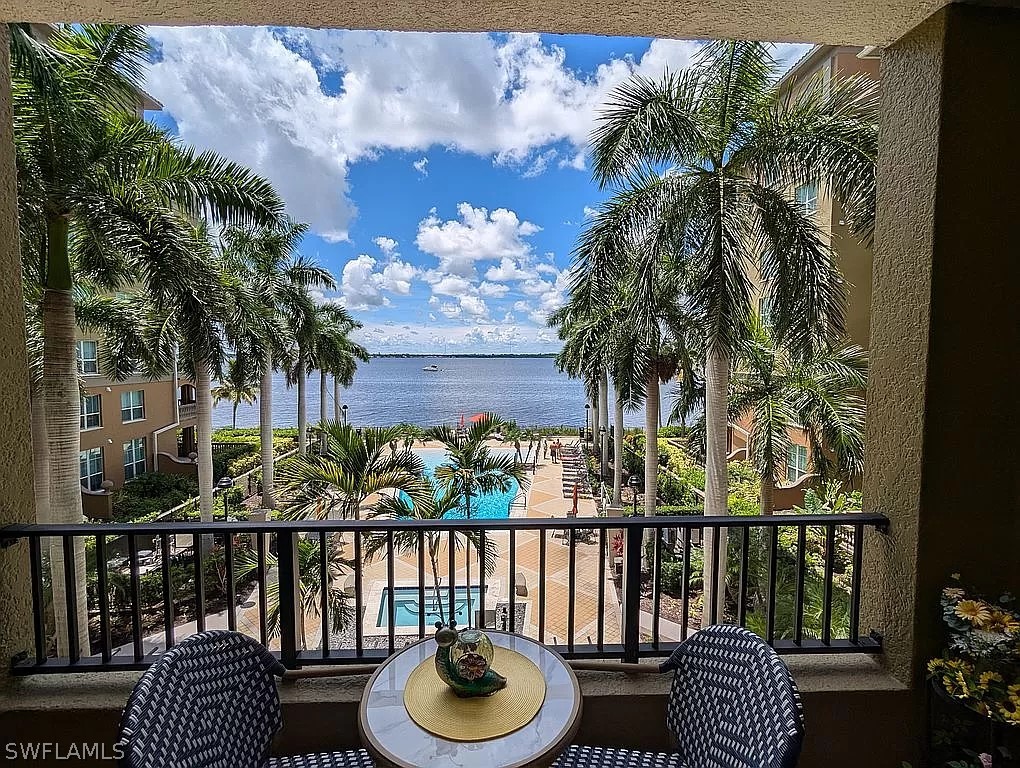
xmin=725 ymin=315 xmax=867 ymax=514
xmin=222 ymin=221 xmax=333 ymax=508
xmin=365 ymin=478 xmax=499 ymax=625
xmin=279 ymin=422 xmax=432 ymax=520
xmin=11 ymin=24 xmax=283 ymax=653
xmin=310 ymin=304 xmax=367 ymax=452
xmin=426 ymin=413 xmax=528 ymax=626
xmin=585 ymin=41 xmax=877 ymax=618
xmin=212 ymin=356 xmax=259 ymax=429
xmin=236 ymin=536 xmax=354 ymax=646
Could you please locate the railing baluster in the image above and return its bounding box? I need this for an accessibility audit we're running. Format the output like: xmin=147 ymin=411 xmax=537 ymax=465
xmin=96 ymin=535 xmax=111 ymax=663
xmin=538 ymin=530 xmax=546 ymax=643
xmin=353 ymin=532 xmax=363 ymax=657
xmin=850 ymin=523 xmax=865 ymax=643
xmin=567 ymin=528 xmax=576 ymax=652
xmin=795 ymin=525 xmax=807 ymax=644
xmin=224 ymin=533 xmax=236 ymax=633
xmin=621 ymin=526 xmax=643 ymax=664
xmin=680 ymin=527 xmax=691 ymax=641
xmin=29 ymin=536 xmax=45 ymax=663
xmin=193 ymin=536 xmax=205 ymax=633
xmin=766 ymin=526 xmax=779 ymax=645
xmin=709 ymin=524 xmax=721 ymax=626
xmin=386 ymin=531 xmax=396 ymax=655
xmin=447 ymin=530 xmax=456 ymax=623
xmin=479 ymin=530 xmax=487 ymax=629
xmin=62 ymin=535 xmax=80 ymax=664
xmin=128 ymin=535 xmax=143 ymax=661
xmin=277 ymin=532 xmax=299 ymax=669
xmin=822 ymin=524 xmax=836 ymax=645
xmin=651 ymin=527 xmax=661 ymax=649
xmin=417 ymin=530 xmax=426 ymax=639
xmin=318 ymin=531 xmax=328 ymax=658
xmin=597 ymin=528 xmax=606 ymax=651
xmin=508 ymin=529 xmax=516 ymax=633
xmin=257 ymin=532 xmax=269 ymax=646
xmin=161 ymin=535 xmax=174 ymax=650
xmin=738 ymin=527 xmax=749 ymax=628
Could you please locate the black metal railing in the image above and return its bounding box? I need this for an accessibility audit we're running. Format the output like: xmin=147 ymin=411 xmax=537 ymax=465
xmin=0 ymin=512 xmax=888 ymax=674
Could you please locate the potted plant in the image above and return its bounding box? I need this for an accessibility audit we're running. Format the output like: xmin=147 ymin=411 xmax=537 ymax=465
xmin=927 ymin=576 xmax=1020 ymax=766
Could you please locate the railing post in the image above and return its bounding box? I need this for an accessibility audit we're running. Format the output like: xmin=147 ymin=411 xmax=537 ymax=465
xmin=276 ymin=531 xmax=301 ymax=669
xmin=621 ymin=524 xmax=643 ymax=663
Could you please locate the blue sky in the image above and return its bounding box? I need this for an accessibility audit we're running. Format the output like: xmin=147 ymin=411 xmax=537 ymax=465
xmin=144 ymin=28 xmax=809 ymax=354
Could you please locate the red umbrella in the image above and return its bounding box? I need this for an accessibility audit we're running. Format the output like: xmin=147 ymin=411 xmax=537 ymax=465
xmin=468 ymin=413 xmax=487 ymax=423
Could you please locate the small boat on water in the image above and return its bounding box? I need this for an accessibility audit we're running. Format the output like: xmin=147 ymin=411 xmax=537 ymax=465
xmin=422 ymin=364 xmax=440 ymax=372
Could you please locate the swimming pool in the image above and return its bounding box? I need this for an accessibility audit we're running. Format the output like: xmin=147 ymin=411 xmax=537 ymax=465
xmin=376 ymin=585 xmax=485 ymax=627
xmin=410 ymin=448 xmax=520 ymax=520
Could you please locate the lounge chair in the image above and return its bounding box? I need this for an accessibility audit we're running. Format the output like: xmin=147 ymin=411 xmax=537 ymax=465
xmin=117 ymin=631 xmax=373 ymax=767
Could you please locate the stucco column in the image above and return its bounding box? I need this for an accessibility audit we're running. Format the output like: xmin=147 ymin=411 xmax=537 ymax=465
xmin=0 ymin=26 xmax=39 ymax=690
xmin=862 ymin=3 xmax=1020 ymax=686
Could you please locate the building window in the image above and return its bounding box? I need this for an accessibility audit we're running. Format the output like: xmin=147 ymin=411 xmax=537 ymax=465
xmin=76 ymin=340 xmax=99 ymax=375
xmin=80 ymin=394 xmax=101 ymax=430
xmin=123 ymin=438 xmax=146 ymax=481
xmin=121 ymin=390 xmax=145 ymax=422
xmin=786 ymin=444 xmax=809 ymax=483
xmin=80 ymin=447 xmax=104 ymax=491
xmin=795 ymin=182 xmax=819 ymax=215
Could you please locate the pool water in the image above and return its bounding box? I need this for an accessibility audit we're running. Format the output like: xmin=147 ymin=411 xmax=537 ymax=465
xmin=406 ymin=448 xmax=520 ymax=520
xmin=377 ymin=585 xmax=485 ymax=627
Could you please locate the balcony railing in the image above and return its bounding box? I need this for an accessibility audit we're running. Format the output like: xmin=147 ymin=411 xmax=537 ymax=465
xmin=0 ymin=513 xmax=888 ymax=675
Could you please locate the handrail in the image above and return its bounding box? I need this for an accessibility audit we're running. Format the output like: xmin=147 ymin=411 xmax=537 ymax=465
xmin=0 ymin=512 xmax=890 ymax=538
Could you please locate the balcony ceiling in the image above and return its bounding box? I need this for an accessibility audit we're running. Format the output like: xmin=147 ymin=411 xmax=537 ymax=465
xmin=0 ymin=0 xmax=1001 ymax=47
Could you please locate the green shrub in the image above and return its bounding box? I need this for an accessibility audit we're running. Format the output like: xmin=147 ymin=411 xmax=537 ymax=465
xmin=657 ymin=425 xmax=690 ymax=439
xmin=112 ymin=473 xmax=199 ymax=522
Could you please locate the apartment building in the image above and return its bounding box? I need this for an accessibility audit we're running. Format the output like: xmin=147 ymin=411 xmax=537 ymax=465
xmin=730 ymin=45 xmax=879 ymax=498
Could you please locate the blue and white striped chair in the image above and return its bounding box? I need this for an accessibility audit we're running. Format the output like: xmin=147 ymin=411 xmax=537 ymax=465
xmin=117 ymin=631 xmax=373 ymax=768
xmin=554 ymin=625 xmax=804 ymax=768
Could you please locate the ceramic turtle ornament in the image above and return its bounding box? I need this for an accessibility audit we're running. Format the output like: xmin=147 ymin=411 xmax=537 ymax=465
xmin=433 ymin=620 xmax=507 ymax=697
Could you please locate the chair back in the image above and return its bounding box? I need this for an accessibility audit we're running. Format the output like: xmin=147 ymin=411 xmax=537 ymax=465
xmin=661 ymin=625 xmax=804 ymax=768
xmin=118 ymin=631 xmax=285 ymax=768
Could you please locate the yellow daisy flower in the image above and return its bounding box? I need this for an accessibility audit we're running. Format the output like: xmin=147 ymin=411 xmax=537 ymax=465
xmin=955 ymin=599 xmax=992 ymax=625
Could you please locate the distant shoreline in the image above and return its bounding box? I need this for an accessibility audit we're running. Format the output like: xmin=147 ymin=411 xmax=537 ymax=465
xmin=370 ymin=353 xmax=558 ymax=359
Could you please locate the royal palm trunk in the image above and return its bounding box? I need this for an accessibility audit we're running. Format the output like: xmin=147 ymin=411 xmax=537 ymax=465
xmin=41 ymin=215 xmax=90 ymax=656
xmin=598 ymin=370 xmax=609 ymax=481
xmin=643 ymin=367 xmax=658 ymax=519
xmin=613 ymin=395 xmax=624 ymax=506
xmin=319 ymin=369 xmax=328 ymax=452
xmin=702 ymin=345 xmax=730 ymax=625
xmin=260 ymin=351 xmax=275 ymax=509
xmin=296 ymin=359 xmax=307 ymax=456
xmin=195 ymin=360 xmax=214 ymax=524
xmin=333 ymin=377 xmax=341 ymax=422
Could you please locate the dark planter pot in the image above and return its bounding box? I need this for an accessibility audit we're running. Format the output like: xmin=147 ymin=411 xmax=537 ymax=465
xmin=929 ymin=679 xmax=1018 ymax=767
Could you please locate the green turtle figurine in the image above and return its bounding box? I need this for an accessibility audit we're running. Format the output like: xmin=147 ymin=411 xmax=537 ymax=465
xmin=433 ymin=621 xmax=507 ymax=698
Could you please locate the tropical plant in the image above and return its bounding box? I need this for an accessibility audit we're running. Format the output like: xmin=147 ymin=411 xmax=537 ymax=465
xmin=365 ymin=478 xmax=499 ymax=624
xmin=236 ymin=536 xmax=355 ymax=645
xmin=11 ymin=23 xmax=283 ymax=653
xmin=795 ymin=480 xmax=862 ymax=514
xmin=278 ymin=421 xmax=432 ymax=520
xmin=311 ymin=304 xmax=368 ymax=451
xmin=582 ymin=40 xmax=878 ymax=617
xmin=221 ymin=220 xmax=332 ymax=508
xmin=718 ymin=314 xmax=866 ymax=514
xmin=395 ymin=423 xmax=427 ymax=450
xmin=212 ymin=355 xmax=259 ymax=429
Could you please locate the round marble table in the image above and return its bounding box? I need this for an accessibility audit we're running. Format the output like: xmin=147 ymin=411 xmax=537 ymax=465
xmin=359 ymin=632 xmax=581 ymax=768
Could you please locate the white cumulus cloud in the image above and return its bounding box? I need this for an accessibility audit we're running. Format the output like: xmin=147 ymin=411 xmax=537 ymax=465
xmin=415 ymin=203 xmax=540 ymax=278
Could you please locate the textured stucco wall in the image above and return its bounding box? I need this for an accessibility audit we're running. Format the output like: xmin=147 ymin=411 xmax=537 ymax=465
xmin=0 ymin=26 xmax=37 ymax=692
xmin=0 ymin=0 xmax=957 ymax=48
xmin=862 ymin=3 xmax=1020 ymax=685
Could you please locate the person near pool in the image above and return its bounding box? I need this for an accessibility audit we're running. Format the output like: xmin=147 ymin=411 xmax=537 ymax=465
xmin=550 ymin=441 xmax=558 ymax=464
xmin=543 ymin=438 xmax=549 ymax=460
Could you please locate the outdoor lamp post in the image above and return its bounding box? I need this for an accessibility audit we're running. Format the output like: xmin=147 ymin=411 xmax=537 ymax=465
xmin=629 ymin=474 xmax=640 ymax=516
xmin=341 ymin=404 xmax=348 ymax=426
xmin=584 ymin=403 xmax=591 ymax=441
xmin=216 ymin=476 xmax=235 ymax=521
